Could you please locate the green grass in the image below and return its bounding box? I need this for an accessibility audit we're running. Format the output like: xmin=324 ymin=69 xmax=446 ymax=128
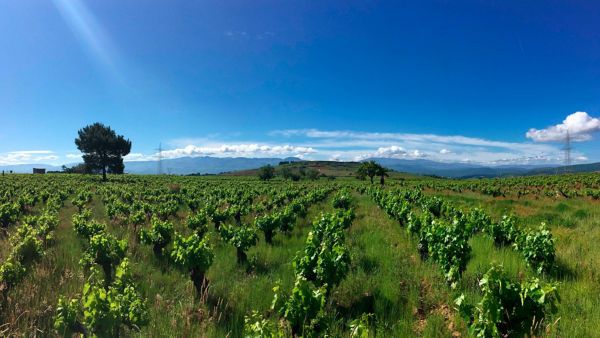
xmin=2 ymin=175 xmax=600 ymax=337
xmin=0 ymin=201 xmax=85 ymax=335
xmin=336 ymin=193 xmax=459 ymax=337
xmin=426 ymin=189 xmax=600 ymax=337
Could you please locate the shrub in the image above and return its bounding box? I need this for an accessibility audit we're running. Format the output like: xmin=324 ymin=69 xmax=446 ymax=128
xmin=514 ymin=223 xmax=556 ymax=274
xmin=54 ymin=259 xmax=149 ymax=337
xmin=170 ymin=233 xmax=214 ymax=293
xmin=486 ymin=215 xmax=520 ymax=246
xmin=81 ymin=233 xmax=128 ymax=283
xmin=219 ymin=224 xmax=258 ymax=264
xmin=139 ymin=217 xmax=174 ymax=256
xmin=456 ymin=264 xmax=559 ymax=337
xmin=186 ymin=210 xmax=210 ymax=237
xmin=273 ymin=277 xmax=327 ymax=336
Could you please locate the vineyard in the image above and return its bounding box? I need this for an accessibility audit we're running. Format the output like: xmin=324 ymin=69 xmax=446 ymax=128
xmin=0 ymin=173 xmax=599 ymax=337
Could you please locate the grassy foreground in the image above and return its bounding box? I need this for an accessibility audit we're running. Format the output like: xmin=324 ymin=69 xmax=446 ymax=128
xmin=0 ymin=174 xmax=599 ymax=337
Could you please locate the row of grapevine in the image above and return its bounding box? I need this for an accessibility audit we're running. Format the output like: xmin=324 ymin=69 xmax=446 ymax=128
xmin=0 ymin=196 xmax=63 ymax=290
xmin=0 ymin=202 xmax=21 ymax=229
xmin=369 ymin=187 xmax=557 ymax=279
xmin=396 ymin=172 xmax=600 ymax=200
xmin=244 ymin=192 xmax=357 ymax=337
xmin=455 ymin=264 xmax=560 ymax=337
xmin=369 ymin=188 xmax=472 ymax=287
xmin=218 ymin=187 xmax=332 ymax=264
xmin=54 ymin=208 xmax=149 ymax=336
xmin=484 ymin=215 xmax=556 ymax=274
xmin=367 ymin=186 xmax=561 ymax=335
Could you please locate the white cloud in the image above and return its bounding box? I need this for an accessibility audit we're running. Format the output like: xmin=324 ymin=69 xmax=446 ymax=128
xmin=36 ymin=155 xmax=59 ymax=161
xmin=487 ymin=154 xmax=558 ymax=164
xmin=273 ymin=128 xmax=555 ymax=154
xmin=224 ymin=30 xmax=248 ymax=38
xmin=353 ymin=155 xmax=366 ymax=161
xmin=526 ymin=112 xmax=600 ymax=142
xmin=124 ymin=153 xmax=156 ymax=162
xmin=352 ymin=146 xmax=427 ymax=161
xmin=329 ymin=154 xmax=342 ymax=161
xmin=159 ymin=144 xmax=316 ymax=160
xmin=374 ymin=146 xmax=406 ymax=157
xmin=256 ymin=31 xmax=274 ymax=40
xmin=225 ymin=30 xmax=273 ymax=40
xmin=411 ymin=150 xmax=425 ymax=158
xmin=0 ymin=151 xmax=59 ymax=165
xmin=272 ymin=128 xmax=568 ymax=164
xmin=575 ymin=156 xmax=588 ymax=161
xmin=7 ymin=122 xmax=592 ymax=167
xmin=8 ymin=150 xmax=53 ymax=154
xmin=375 ymin=146 xmax=425 ymax=158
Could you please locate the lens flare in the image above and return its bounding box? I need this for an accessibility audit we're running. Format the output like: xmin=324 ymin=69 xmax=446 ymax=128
xmin=52 ymin=0 xmax=121 ymax=82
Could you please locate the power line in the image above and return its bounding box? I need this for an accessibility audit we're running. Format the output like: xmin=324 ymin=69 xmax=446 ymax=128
xmin=156 ymin=143 xmax=163 ymax=175
xmin=563 ymin=130 xmax=572 ymax=174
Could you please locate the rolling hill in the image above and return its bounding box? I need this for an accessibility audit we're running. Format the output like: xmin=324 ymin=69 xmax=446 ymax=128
xmin=2 ymin=156 xmax=598 ymax=178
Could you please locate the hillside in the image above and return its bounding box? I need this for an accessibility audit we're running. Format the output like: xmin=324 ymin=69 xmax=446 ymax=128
xmin=3 ymin=157 xmax=599 ymax=179
xmin=526 ymin=162 xmax=600 ymax=175
xmin=124 ymin=156 xmax=303 ymax=175
xmin=225 ymin=160 xmax=361 ymax=177
xmin=224 ymin=160 xmax=422 ymax=180
xmin=367 ymin=158 xmax=550 ymax=178
xmin=0 ymin=157 xmax=301 ymax=175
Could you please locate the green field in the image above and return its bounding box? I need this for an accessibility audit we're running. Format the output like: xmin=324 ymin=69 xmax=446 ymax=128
xmin=1 ymin=173 xmax=599 ymax=337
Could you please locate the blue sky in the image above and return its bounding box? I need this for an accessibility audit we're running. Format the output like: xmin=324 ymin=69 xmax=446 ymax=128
xmin=1 ymin=0 xmax=600 ymax=165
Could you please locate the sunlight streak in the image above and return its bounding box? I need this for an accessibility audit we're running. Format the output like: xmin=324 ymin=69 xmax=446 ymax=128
xmin=52 ymin=0 xmax=121 ymax=82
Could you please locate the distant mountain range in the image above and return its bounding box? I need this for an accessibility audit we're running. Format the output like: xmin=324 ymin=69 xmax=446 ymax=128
xmin=0 ymin=163 xmax=64 ymax=173
xmin=366 ymin=158 xmax=538 ymax=178
xmin=525 ymin=162 xmax=600 ymax=176
xmin=0 ymin=157 xmax=300 ymax=175
xmin=1 ymin=156 xmax=598 ymax=178
xmin=123 ymin=156 xmax=300 ymax=175
xmin=366 ymin=158 xmax=600 ymax=178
